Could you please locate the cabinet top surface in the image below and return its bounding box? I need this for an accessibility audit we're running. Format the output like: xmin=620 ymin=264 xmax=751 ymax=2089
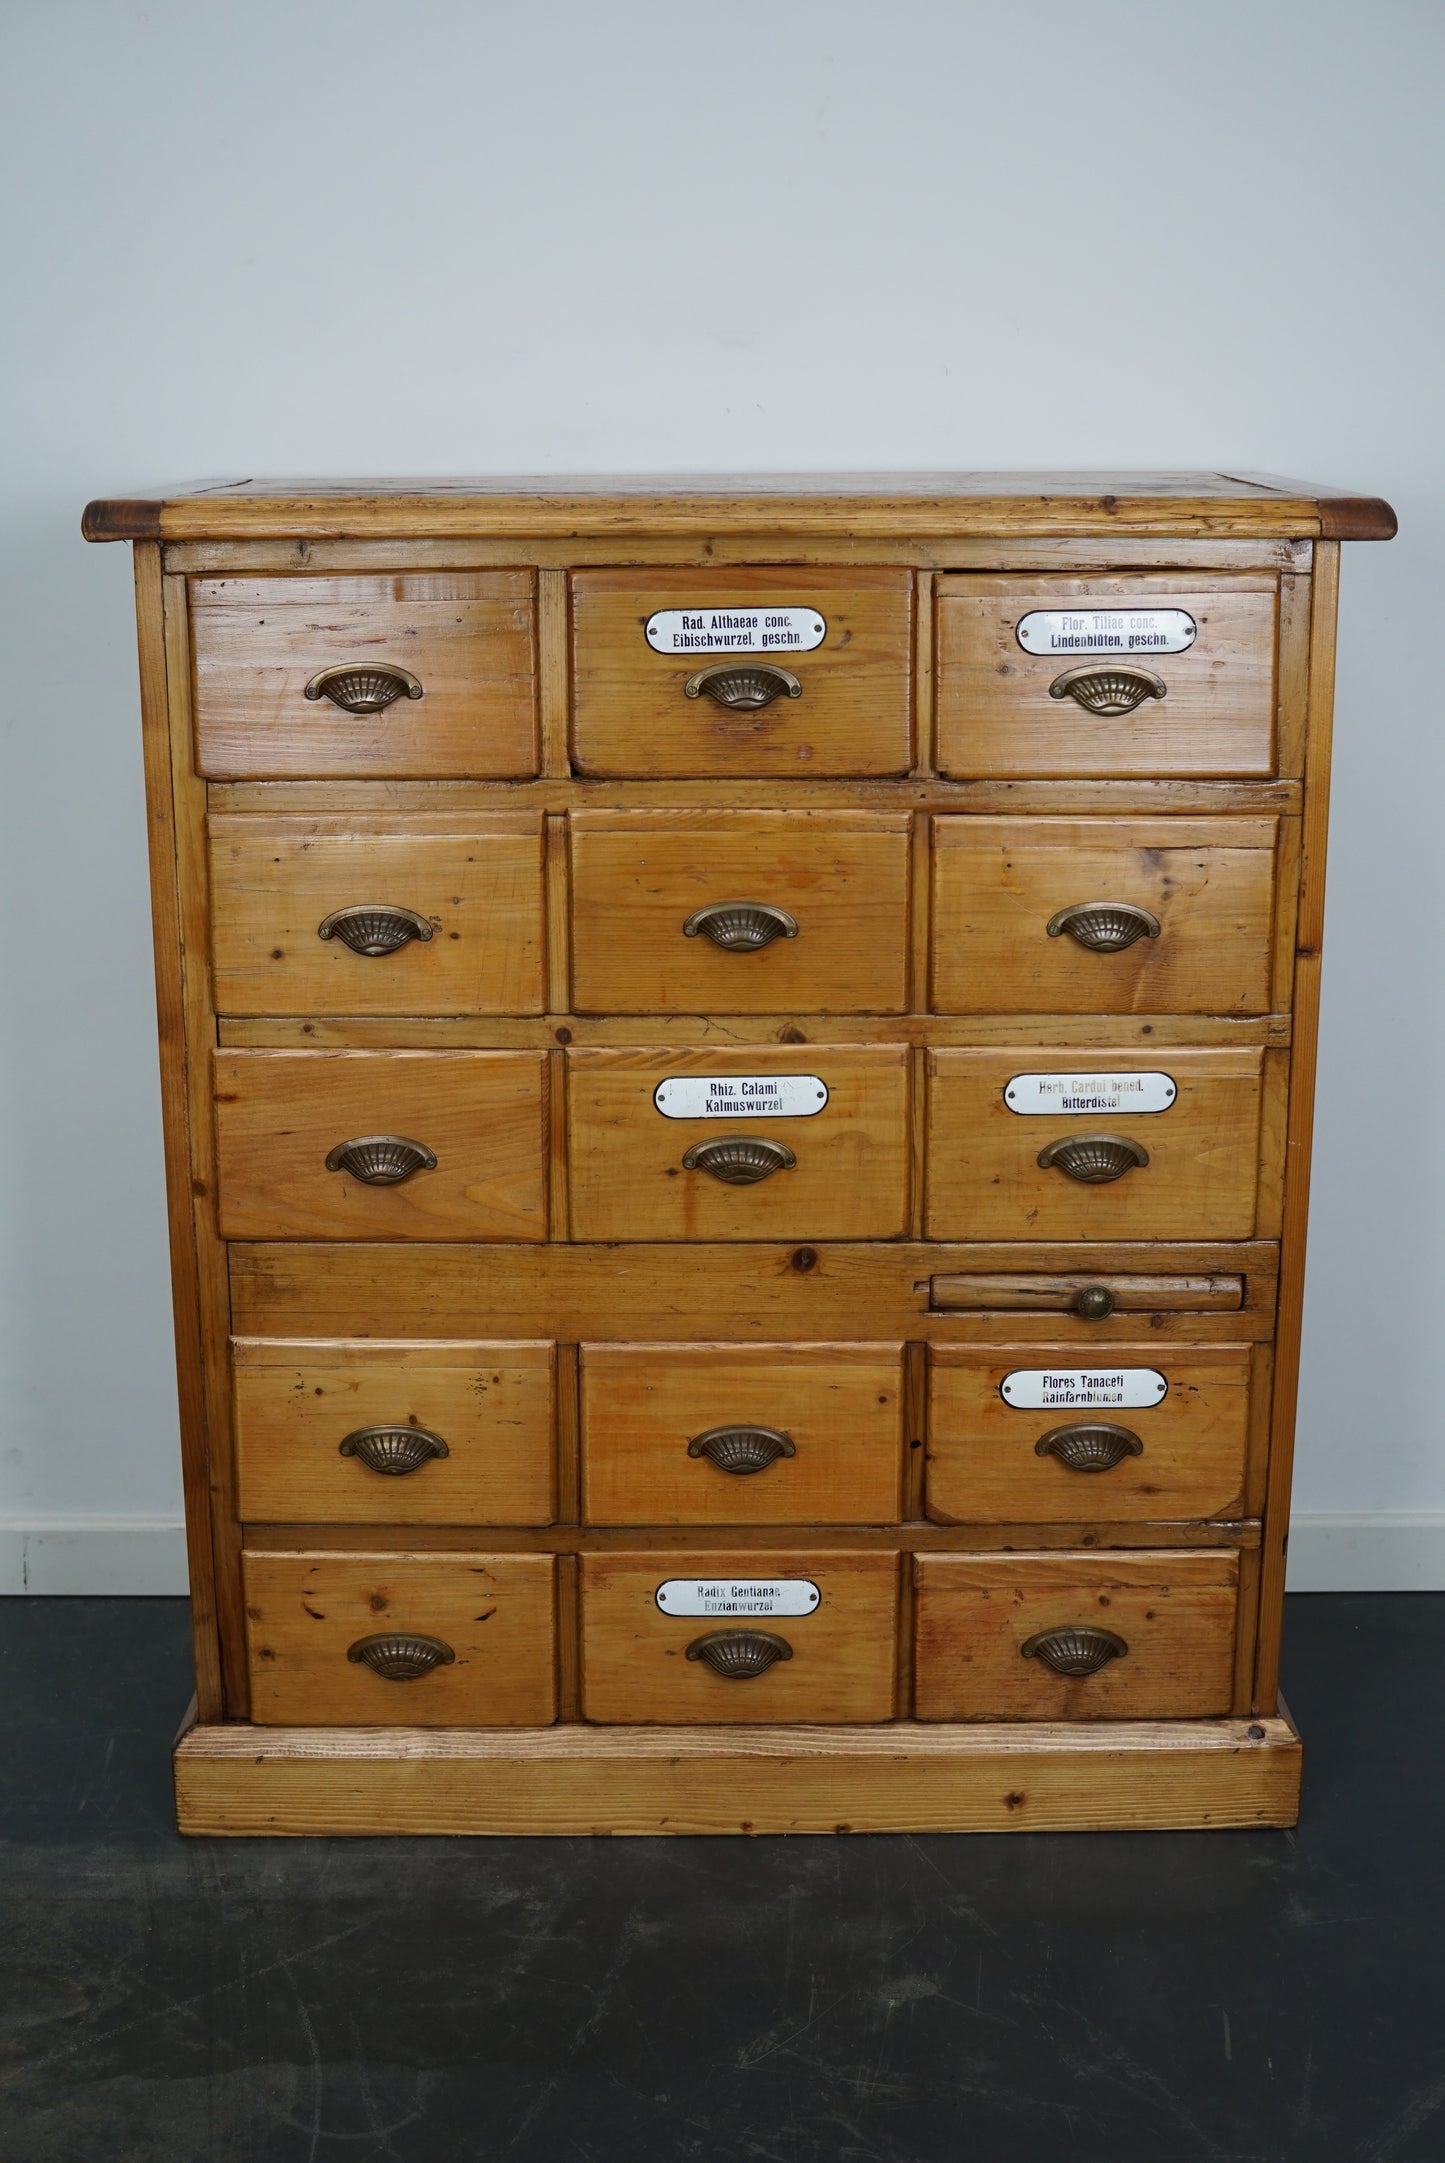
xmin=82 ymin=471 xmax=1396 ymax=543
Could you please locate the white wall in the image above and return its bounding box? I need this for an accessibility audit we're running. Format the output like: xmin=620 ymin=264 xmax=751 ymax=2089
xmin=2 ymin=0 xmax=1441 ymax=1590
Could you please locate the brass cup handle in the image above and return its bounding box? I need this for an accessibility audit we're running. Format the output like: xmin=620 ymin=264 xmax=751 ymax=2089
xmin=346 ymin=1632 xmax=455 ymax=1680
xmin=1035 ymin=1421 xmax=1143 ymax=1472
xmin=681 ymin=1136 xmax=797 ymax=1185
xmin=683 ymin=901 xmax=799 ymax=951
xmin=325 ymin=1134 xmax=438 ymax=1185
xmin=1048 ymin=664 xmax=1167 ymax=716
xmin=1047 ymin=901 xmax=1161 ymax=953
xmin=684 ymin=663 xmax=802 ymax=712
xmin=1037 ymin=1134 xmax=1149 ymax=1184
xmin=303 ymin=663 xmax=425 ymax=714
xmin=687 ymin=1424 xmax=797 ymax=1474
xmin=1073 ymin=1284 xmax=1116 ymax=1321
xmin=685 ymin=1629 xmax=794 ymax=1679
xmin=1021 ymin=1626 xmax=1128 ymax=1677
xmin=318 ymin=904 xmax=435 ymax=956
xmin=339 ymin=1425 xmax=451 ymax=1474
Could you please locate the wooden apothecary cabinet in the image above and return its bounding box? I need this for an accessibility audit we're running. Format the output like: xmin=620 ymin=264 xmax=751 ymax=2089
xmin=83 ymin=472 xmax=1394 ymax=1835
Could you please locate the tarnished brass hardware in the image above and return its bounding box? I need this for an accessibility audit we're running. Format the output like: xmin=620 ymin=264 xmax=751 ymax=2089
xmin=1047 ymin=901 xmax=1161 ymax=952
xmin=683 ymin=901 xmax=799 ymax=951
xmin=1021 ymin=1626 xmax=1128 ymax=1677
xmin=303 ymin=663 xmax=424 ymax=714
xmin=317 ymin=904 xmax=435 ymax=956
xmin=1073 ymin=1284 xmax=1116 ymax=1321
xmin=1035 ymin=1421 xmax=1143 ymax=1472
xmin=338 ymin=1425 xmax=450 ymax=1475
xmin=1048 ymin=664 xmax=1167 ymax=716
xmin=685 ymin=1629 xmax=794 ymax=1678
xmin=681 ymin=1136 xmax=797 ymax=1185
xmin=683 ymin=663 xmax=802 ymax=711
xmin=1036 ymin=1134 xmax=1149 ymax=1184
xmin=325 ymin=1134 xmax=438 ymax=1185
xmin=345 ymin=1632 xmax=455 ymax=1679
xmin=687 ymin=1424 xmax=797 ymax=1475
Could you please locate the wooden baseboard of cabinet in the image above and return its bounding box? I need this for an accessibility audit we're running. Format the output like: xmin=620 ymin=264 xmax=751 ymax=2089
xmin=173 ymin=1711 xmax=1301 ymax=1837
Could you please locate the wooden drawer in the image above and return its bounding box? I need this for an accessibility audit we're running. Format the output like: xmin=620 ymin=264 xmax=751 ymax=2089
xmin=926 ymin=1344 xmax=1252 ymax=1523
xmin=567 ymin=1044 xmax=911 ymax=1241
xmin=243 ymin=1549 xmax=558 ymax=1725
xmin=569 ymin=810 xmax=910 ymax=1014
xmin=925 ymin=1047 xmax=1264 ymax=1240
xmin=913 ymin=1550 xmax=1239 ymax=1719
xmin=570 ymin=568 xmax=913 ymax=777
xmin=213 ymin=1050 xmax=548 ymax=1241
xmin=191 ymin=573 xmax=539 ymax=779
xmin=233 ymin=1339 xmax=556 ymax=1525
xmin=930 ymin=816 xmax=1278 ymax=1015
xmin=580 ymin=1550 xmax=899 ymax=1722
xmin=209 ymin=813 xmax=546 ymax=1016
xmin=935 ymin=575 xmax=1277 ymax=778
xmin=580 ymin=1343 xmax=905 ymax=1526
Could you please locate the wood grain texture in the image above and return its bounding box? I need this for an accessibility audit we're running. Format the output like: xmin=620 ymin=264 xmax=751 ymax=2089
xmin=928 ymin=1272 xmax=1243 ymax=1312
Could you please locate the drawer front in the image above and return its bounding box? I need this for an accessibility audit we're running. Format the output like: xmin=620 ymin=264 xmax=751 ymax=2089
xmin=192 ymin=573 xmax=539 ymax=779
xmin=580 ymin=1550 xmax=899 ymax=1723
xmin=913 ymin=1550 xmax=1239 ymax=1719
xmin=926 ymin=1047 xmax=1264 ymax=1240
xmin=233 ymin=1339 xmax=556 ymax=1525
xmin=209 ymin=814 xmax=546 ymax=1016
xmin=213 ymin=1050 xmax=548 ymax=1241
xmin=926 ymin=1345 xmax=1252 ymax=1523
xmin=243 ymin=1549 xmax=558 ymax=1725
xmin=935 ymin=575 xmax=1277 ymax=778
xmin=567 ymin=1045 xmax=911 ymax=1241
xmin=580 ymin=1343 xmax=905 ymax=1526
xmin=570 ymin=568 xmax=913 ymax=777
xmin=569 ymin=810 xmax=911 ymax=1014
xmin=930 ymin=816 xmax=1277 ymax=1015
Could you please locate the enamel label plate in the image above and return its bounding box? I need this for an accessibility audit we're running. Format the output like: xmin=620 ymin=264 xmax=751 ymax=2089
xmin=654 ymin=1074 xmax=829 ymax=1120
xmin=1016 ymin=607 xmax=1197 ymax=656
xmin=1004 ymin=1071 xmax=1176 ymax=1115
xmin=1001 ymin=1368 xmax=1168 ymax=1410
xmin=655 ymin=1578 xmax=821 ymax=1618
xmin=645 ymin=606 xmax=827 ymax=655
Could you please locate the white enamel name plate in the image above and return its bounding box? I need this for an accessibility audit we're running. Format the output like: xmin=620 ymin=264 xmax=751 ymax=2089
xmin=654 ymin=1074 xmax=828 ymax=1120
xmin=645 ymin=606 xmax=827 ymax=655
xmin=1004 ymin=1071 xmax=1176 ymax=1115
xmin=655 ymin=1578 xmax=821 ymax=1618
xmin=1016 ymin=607 xmax=1197 ymax=656
xmin=1002 ymin=1368 xmax=1168 ymax=1410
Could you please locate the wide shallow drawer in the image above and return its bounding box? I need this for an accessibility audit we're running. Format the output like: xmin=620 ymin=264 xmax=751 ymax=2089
xmin=191 ymin=573 xmax=539 ymax=778
xmin=580 ymin=1550 xmax=899 ymax=1723
xmin=926 ymin=1344 xmax=1252 ymax=1523
xmin=580 ymin=1342 xmax=905 ymax=1526
xmin=935 ymin=574 xmax=1277 ymax=778
xmin=209 ymin=813 xmax=546 ymax=1016
xmin=925 ymin=1047 xmax=1264 ymax=1240
xmin=913 ymin=1550 xmax=1239 ymax=1719
xmin=243 ymin=1549 xmax=558 ymax=1725
xmin=569 ymin=810 xmax=910 ymax=1014
xmin=567 ymin=1045 xmax=911 ymax=1241
xmin=930 ymin=816 xmax=1278 ymax=1014
xmin=233 ymin=1339 xmax=556 ymax=1525
xmin=213 ymin=1050 xmax=548 ymax=1241
xmin=570 ymin=568 xmax=913 ymax=777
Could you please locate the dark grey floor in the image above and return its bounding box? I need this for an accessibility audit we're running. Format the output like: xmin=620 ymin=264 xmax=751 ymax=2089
xmin=0 ymin=1595 xmax=1440 ymax=2163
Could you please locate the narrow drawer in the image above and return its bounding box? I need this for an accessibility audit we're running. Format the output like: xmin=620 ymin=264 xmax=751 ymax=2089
xmin=913 ymin=1550 xmax=1239 ymax=1719
xmin=209 ymin=813 xmax=546 ymax=1016
xmin=213 ymin=1050 xmax=548 ymax=1241
xmin=925 ymin=1047 xmax=1264 ymax=1240
xmin=928 ymin=1271 xmax=1243 ymax=1317
xmin=191 ymin=573 xmax=539 ymax=779
xmin=243 ymin=1549 xmax=558 ymax=1725
xmin=570 ymin=567 xmax=913 ymax=777
xmin=580 ymin=1343 xmax=905 ymax=1526
xmin=567 ymin=1044 xmax=911 ymax=1241
xmin=930 ymin=816 xmax=1278 ymax=1014
xmin=233 ymin=1338 xmax=556 ymax=1525
xmin=926 ymin=1344 xmax=1252 ymax=1523
xmin=935 ymin=575 xmax=1277 ymax=778
xmin=569 ymin=810 xmax=911 ymax=1014
xmin=580 ymin=1550 xmax=899 ymax=1723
